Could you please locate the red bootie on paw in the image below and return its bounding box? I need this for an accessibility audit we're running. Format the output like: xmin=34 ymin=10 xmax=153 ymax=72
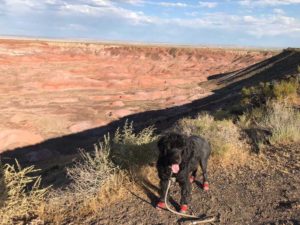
xmin=179 ymin=204 xmax=188 ymax=213
xmin=203 ymin=182 xmax=209 ymax=191
xmin=156 ymin=201 xmax=166 ymax=209
xmin=189 ymin=176 xmax=195 ymax=183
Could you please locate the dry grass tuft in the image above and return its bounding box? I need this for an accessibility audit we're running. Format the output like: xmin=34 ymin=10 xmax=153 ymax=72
xmin=238 ymin=76 xmax=300 ymax=150
xmin=176 ymin=113 xmax=249 ymax=166
xmin=258 ymin=101 xmax=300 ymax=145
xmin=0 ymin=160 xmax=49 ymax=225
xmin=238 ymin=101 xmax=300 ymax=151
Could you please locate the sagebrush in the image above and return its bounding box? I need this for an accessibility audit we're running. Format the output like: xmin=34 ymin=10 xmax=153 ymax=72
xmin=176 ymin=113 xmax=248 ymax=164
xmin=241 ymin=77 xmax=299 ymax=108
xmin=0 ymin=160 xmax=48 ymax=225
xmin=112 ymin=120 xmax=158 ymax=169
xmin=41 ymin=135 xmax=127 ymax=224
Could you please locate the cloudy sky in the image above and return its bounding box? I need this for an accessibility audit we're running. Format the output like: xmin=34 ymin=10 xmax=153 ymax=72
xmin=0 ymin=0 xmax=300 ymax=47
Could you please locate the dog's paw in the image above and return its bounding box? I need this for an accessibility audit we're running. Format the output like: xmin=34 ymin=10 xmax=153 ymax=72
xmin=156 ymin=201 xmax=166 ymax=210
xmin=203 ymin=181 xmax=209 ymax=191
xmin=179 ymin=204 xmax=188 ymax=213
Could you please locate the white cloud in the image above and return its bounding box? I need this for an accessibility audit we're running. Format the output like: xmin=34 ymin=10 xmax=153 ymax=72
xmin=61 ymin=23 xmax=87 ymax=31
xmin=145 ymin=1 xmax=217 ymax=8
xmin=170 ymin=13 xmax=240 ymax=29
xmin=157 ymin=2 xmax=188 ymax=7
xmin=1 ymin=0 xmax=299 ymax=40
xmin=58 ymin=2 xmax=300 ymax=38
xmin=185 ymin=11 xmax=199 ymax=17
xmin=198 ymin=1 xmax=218 ymax=8
xmin=158 ymin=12 xmax=300 ymax=38
xmin=239 ymin=0 xmax=300 ymax=7
xmin=60 ymin=2 xmax=153 ymax=24
xmin=117 ymin=0 xmax=145 ymax=5
xmin=4 ymin=0 xmax=42 ymax=10
xmin=273 ymin=8 xmax=285 ymax=14
xmin=89 ymin=0 xmax=113 ymax=6
xmin=242 ymin=14 xmax=300 ymax=37
xmin=2 ymin=0 xmax=67 ymax=13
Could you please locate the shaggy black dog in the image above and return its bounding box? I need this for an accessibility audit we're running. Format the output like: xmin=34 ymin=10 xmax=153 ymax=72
xmin=156 ymin=132 xmax=211 ymax=213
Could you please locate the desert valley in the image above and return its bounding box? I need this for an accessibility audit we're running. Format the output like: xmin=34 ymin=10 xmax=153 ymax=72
xmin=0 ymin=39 xmax=299 ymax=225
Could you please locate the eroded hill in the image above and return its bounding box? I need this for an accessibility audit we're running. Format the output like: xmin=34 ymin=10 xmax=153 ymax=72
xmin=0 ymin=39 xmax=275 ymax=153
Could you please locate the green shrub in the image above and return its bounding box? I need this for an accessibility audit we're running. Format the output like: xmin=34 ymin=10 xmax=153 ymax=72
xmin=241 ymin=77 xmax=299 ymax=108
xmin=112 ymin=120 xmax=158 ymax=169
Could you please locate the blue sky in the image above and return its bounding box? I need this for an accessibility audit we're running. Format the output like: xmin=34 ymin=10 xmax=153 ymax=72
xmin=0 ymin=0 xmax=300 ymax=47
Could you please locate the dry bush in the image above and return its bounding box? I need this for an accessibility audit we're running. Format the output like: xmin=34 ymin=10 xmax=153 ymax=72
xmin=41 ymin=122 xmax=158 ymax=224
xmin=112 ymin=120 xmax=158 ymax=170
xmin=239 ymin=76 xmax=300 ymax=149
xmin=0 ymin=160 xmax=48 ymax=225
xmin=176 ymin=113 xmax=248 ymax=165
xmin=41 ymin=136 xmax=128 ymax=224
xmin=258 ymin=101 xmax=300 ymax=145
xmin=111 ymin=121 xmax=160 ymax=196
xmin=241 ymin=77 xmax=299 ymax=108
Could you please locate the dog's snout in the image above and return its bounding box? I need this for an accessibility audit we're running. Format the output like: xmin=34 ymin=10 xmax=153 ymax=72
xmin=168 ymin=152 xmax=181 ymax=165
xmin=174 ymin=155 xmax=181 ymax=163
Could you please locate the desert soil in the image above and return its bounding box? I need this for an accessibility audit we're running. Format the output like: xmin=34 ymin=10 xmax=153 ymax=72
xmin=0 ymin=39 xmax=275 ymax=153
xmin=96 ymin=144 xmax=300 ymax=225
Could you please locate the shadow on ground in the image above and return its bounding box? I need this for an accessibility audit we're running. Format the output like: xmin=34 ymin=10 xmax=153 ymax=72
xmin=1 ymin=49 xmax=299 ymax=187
xmin=0 ymin=161 xmax=7 ymax=208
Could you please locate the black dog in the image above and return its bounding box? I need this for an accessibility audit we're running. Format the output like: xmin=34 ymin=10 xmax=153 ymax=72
xmin=156 ymin=132 xmax=211 ymax=213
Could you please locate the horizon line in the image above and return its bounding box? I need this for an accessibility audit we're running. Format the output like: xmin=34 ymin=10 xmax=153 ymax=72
xmin=0 ymin=34 xmax=283 ymax=52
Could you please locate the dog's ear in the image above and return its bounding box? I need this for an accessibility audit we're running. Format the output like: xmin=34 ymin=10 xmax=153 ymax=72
xmin=157 ymin=136 xmax=167 ymax=155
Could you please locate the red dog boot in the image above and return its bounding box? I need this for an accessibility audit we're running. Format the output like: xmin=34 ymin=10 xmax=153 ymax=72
xmin=203 ymin=181 xmax=209 ymax=191
xmin=156 ymin=201 xmax=166 ymax=210
xmin=189 ymin=175 xmax=195 ymax=183
xmin=179 ymin=204 xmax=188 ymax=213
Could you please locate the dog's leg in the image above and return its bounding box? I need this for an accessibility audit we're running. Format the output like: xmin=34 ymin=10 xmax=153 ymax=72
xmin=159 ymin=179 xmax=169 ymax=201
xmin=190 ymin=169 xmax=197 ymax=183
xmin=179 ymin=179 xmax=192 ymax=213
xmin=200 ymin=158 xmax=209 ymax=191
xmin=156 ymin=179 xmax=169 ymax=209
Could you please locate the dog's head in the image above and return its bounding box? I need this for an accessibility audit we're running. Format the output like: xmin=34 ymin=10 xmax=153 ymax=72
xmin=157 ymin=133 xmax=186 ymax=173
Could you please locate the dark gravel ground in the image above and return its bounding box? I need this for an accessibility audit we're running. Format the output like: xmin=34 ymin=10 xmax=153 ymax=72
xmin=96 ymin=143 xmax=300 ymax=225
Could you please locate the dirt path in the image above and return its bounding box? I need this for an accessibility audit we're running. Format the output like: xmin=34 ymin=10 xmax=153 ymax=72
xmin=96 ymin=144 xmax=300 ymax=225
